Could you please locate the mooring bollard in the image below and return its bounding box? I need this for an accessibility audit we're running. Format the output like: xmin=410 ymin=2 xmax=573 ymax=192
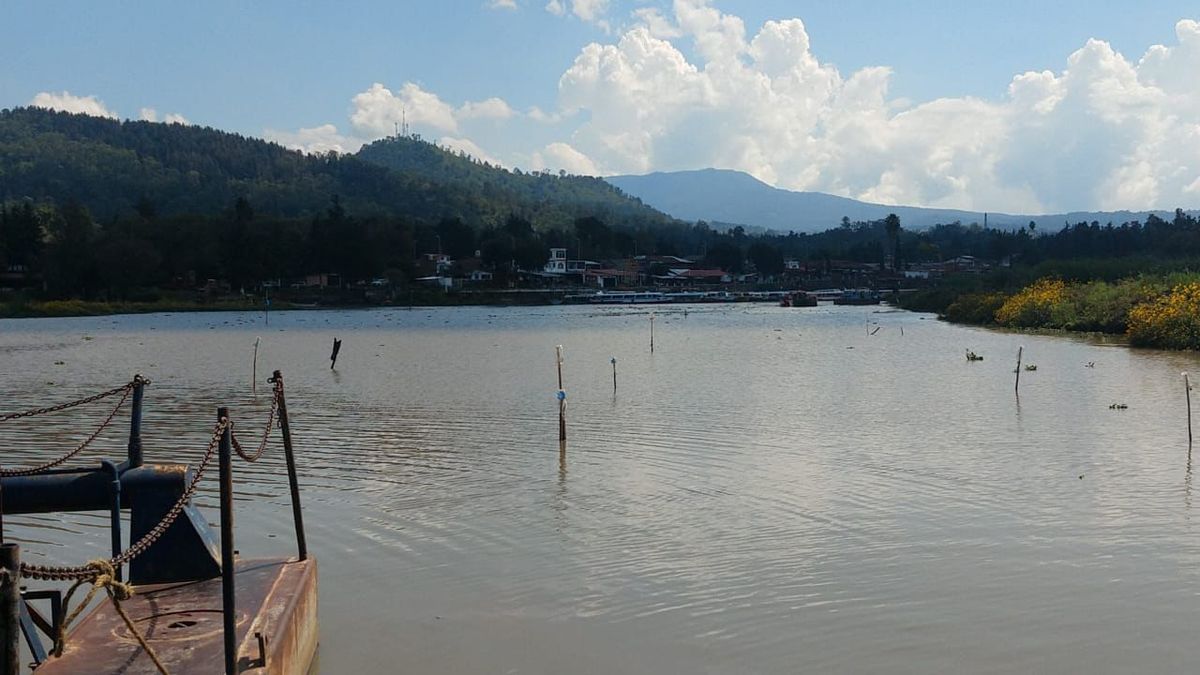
xmin=1185 ymin=372 xmax=1193 ymax=446
xmin=1 ymin=543 xmax=20 ymax=675
xmin=1015 ymin=345 xmax=1024 ymax=394
xmin=611 ymin=357 xmax=617 ymax=392
xmin=127 ymin=375 xmax=145 ymax=468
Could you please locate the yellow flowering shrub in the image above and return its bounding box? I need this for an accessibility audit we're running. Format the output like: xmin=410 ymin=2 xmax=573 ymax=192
xmin=1127 ymin=282 xmax=1200 ymax=349
xmin=994 ymin=279 xmax=1067 ymax=327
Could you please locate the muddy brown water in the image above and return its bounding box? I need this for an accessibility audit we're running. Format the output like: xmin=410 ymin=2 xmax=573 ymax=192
xmin=3 ymin=304 xmax=1200 ymax=674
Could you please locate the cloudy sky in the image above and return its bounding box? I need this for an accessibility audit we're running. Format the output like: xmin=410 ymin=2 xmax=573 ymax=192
xmin=4 ymin=0 xmax=1199 ymax=214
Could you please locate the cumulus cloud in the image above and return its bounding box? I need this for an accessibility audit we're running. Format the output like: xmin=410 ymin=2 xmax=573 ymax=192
xmin=439 ymin=136 xmax=503 ymax=165
xmin=138 ymin=107 xmax=190 ymax=125
xmin=532 ymin=141 xmax=599 ymax=175
xmin=265 ymin=124 xmax=364 ymax=154
xmin=457 ymin=97 xmax=515 ymax=121
xmin=487 ymin=0 xmax=517 ymax=9
xmin=266 ymin=4 xmax=1200 ymax=211
xmin=545 ymin=0 xmax=610 ymax=29
xmin=268 ymin=82 xmax=520 ymax=157
xmin=30 ymin=91 xmax=117 ymax=118
xmin=550 ymin=0 xmax=1200 ymax=212
xmin=351 ymin=82 xmax=460 ymax=136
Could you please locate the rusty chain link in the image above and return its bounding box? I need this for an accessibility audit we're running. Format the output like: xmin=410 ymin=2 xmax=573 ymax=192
xmin=0 ymin=379 xmax=146 ymax=478
xmin=20 ymin=418 xmax=230 ymax=582
xmin=230 ymin=379 xmax=282 ymax=463
xmin=0 ymin=376 xmax=147 ymax=422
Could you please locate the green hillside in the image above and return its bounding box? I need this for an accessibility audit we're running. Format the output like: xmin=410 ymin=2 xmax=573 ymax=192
xmin=0 ymin=106 xmax=672 ymax=231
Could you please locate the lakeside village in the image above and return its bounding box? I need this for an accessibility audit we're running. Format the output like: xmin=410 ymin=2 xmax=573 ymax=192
xmin=261 ymin=246 xmax=992 ymax=307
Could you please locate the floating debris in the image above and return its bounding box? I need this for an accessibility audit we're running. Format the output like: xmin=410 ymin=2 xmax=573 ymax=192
xmin=1109 ymin=403 xmax=1129 ymax=410
xmin=966 ymin=349 xmax=984 ymax=362
xmin=1085 ymin=362 xmax=1095 ymax=368
xmin=1025 ymin=364 xmax=1038 ymax=371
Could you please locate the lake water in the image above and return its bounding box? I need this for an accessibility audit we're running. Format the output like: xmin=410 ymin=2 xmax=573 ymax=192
xmin=3 ymin=304 xmax=1200 ymax=674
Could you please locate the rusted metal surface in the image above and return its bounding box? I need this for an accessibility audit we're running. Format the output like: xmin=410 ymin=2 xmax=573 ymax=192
xmin=36 ymin=557 xmax=318 ymax=675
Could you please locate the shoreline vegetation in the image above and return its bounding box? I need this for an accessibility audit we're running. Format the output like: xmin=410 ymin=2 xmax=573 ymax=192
xmin=900 ymin=271 xmax=1200 ymax=350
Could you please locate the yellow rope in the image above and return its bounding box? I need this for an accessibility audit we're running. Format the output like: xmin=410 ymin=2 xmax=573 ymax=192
xmin=53 ymin=560 xmax=170 ymax=675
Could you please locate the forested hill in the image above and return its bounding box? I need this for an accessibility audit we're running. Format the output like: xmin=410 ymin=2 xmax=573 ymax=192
xmin=355 ymin=136 xmax=668 ymax=229
xmin=0 ymin=107 xmax=673 ymax=230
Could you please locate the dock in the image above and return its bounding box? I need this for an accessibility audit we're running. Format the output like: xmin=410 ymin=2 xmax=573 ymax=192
xmin=1 ymin=371 xmax=317 ymax=675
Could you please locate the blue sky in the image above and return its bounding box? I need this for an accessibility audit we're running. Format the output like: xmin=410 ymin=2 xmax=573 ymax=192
xmin=3 ymin=1 xmax=1200 ymax=212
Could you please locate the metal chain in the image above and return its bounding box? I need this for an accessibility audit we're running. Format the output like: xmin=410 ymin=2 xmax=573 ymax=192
xmin=0 ymin=376 xmax=146 ymax=422
xmin=0 ymin=385 xmax=134 ymax=477
xmin=230 ymin=380 xmax=281 ymax=463
xmin=20 ymin=418 xmax=230 ymax=582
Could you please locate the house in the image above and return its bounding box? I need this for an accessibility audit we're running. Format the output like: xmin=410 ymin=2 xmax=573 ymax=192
xmin=543 ymin=248 xmax=600 ymax=276
xmin=544 ymin=248 xmax=568 ymax=274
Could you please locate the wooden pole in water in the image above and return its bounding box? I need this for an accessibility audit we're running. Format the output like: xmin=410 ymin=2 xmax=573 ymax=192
xmin=252 ymin=336 xmax=260 ymax=395
xmin=611 ymin=357 xmax=617 ymax=392
xmin=650 ymin=313 xmax=655 ymax=353
xmin=1015 ymin=345 xmax=1023 ymax=394
xmin=556 ymin=346 xmax=567 ymax=442
xmin=1185 ymin=372 xmax=1193 ymax=446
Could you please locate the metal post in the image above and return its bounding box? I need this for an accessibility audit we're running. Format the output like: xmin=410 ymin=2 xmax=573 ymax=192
xmin=127 ymin=376 xmax=145 ymax=468
xmin=1 ymin=543 xmax=20 ymax=675
xmin=217 ymin=408 xmax=237 ymax=675
xmin=272 ymin=371 xmax=308 ymax=561
xmin=101 ymin=460 xmax=123 ymax=582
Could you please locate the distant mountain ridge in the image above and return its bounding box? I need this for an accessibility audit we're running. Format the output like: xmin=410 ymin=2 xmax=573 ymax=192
xmin=606 ymin=168 xmax=1194 ymax=233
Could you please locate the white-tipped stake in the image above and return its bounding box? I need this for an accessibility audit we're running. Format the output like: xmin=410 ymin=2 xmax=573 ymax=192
xmin=1185 ymin=372 xmax=1193 ymax=446
xmin=252 ymin=336 xmax=261 ymax=395
xmin=556 ymin=346 xmax=566 ymax=442
xmin=1015 ymin=345 xmax=1024 ymax=395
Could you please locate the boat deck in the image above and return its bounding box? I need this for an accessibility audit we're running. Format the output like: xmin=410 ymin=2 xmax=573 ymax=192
xmin=35 ymin=557 xmax=318 ymax=675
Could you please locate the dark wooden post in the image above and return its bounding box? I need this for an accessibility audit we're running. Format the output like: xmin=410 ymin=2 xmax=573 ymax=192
xmin=217 ymin=409 xmax=237 ymax=675
xmin=1 ymin=543 xmax=19 ymax=675
xmin=272 ymin=371 xmax=308 ymax=561
xmin=1186 ymin=372 xmax=1193 ymax=446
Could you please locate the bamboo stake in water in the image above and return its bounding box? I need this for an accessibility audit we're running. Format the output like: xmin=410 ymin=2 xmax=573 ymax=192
xmin=556 ymin=345 xmax=566 ymax=442
xmin=1185 ymin=372 xmax=1193 ymax=446
xmin=650 ymin=313 xmax=655 ymax=353
xmin=1015 ymin=345 xmax=1023 ymax=394
xmin=611 ymin=357 xmax=617 ymax=392
xmin=252 ymin=336 xmax=261 ymax=395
